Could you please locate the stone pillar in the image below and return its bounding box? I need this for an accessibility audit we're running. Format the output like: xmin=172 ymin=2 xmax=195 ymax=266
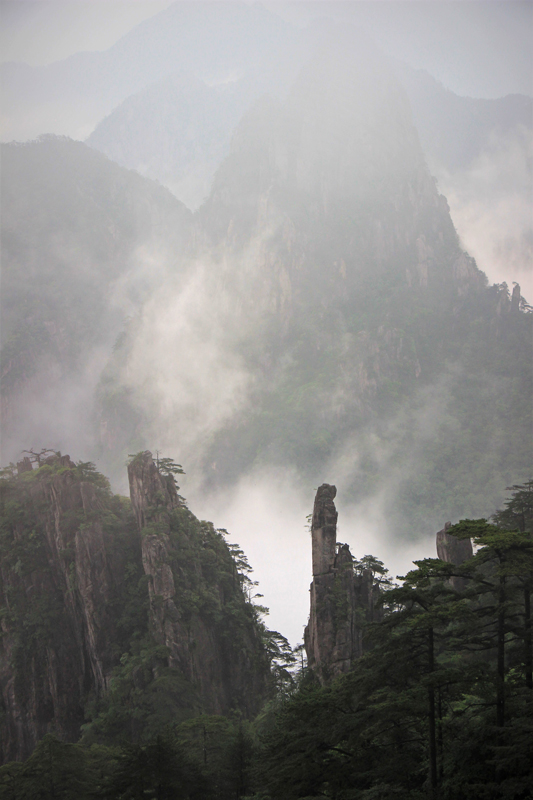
xmin=127 ymin=450 xmax=179 ymax=530
xmin=311 ymin=484 xmax=338 ymax=576
xmin=511 ymin=282 xmax=521 ymax=313
xmin=436 ymin=521 xmax=473 ymax=565
xmin=436 ymin=521 xmax=473 ymax=590
xmin=305 ymin=484 xmax=380 ymax=683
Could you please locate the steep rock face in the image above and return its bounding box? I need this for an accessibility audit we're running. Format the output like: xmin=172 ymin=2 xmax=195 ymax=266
xmin=1 ymin=451 xmax=271 ymax=762
xmin=436 ymin=521 xmax=474 ymax=590
xmin=304 ymin=484 xmax=380 ymax=683
xmin=436 ymin=521 xmax=474 ymax=565
xmin=127 ymin=451 xmax=270 ymax=717
xmin=0 ymin=455 xmax=134 ymax=762
xmin=200 ymin=28 xmax=484 ymax=308
xmin=311 ymin=484 xmax=338 ymax=576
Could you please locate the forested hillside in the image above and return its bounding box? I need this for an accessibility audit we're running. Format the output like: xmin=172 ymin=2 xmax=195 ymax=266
xmin=1 ymin=471 xmax=531 ymax=798
xmin=0 ymin=451 xmax=278 ymax=763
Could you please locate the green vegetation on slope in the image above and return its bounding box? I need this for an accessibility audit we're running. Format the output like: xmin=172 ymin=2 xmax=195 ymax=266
xmin=1 ymin=481 xmax=531 ymax=798
xmin=0 ymin=453 xmax=284 ymax=762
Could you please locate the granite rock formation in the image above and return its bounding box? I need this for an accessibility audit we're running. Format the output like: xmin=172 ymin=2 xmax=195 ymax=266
xmin=127 ymin=451 xmax=270 ymax=717
xmin=0 ymin=451 xmax=270 ymax=762
xmin=436 ymin=520 xmax=474 ymax=590
xmin=304 ymin=484 xmax=381 ymax=683
xmin=0 ymin=453 xmax=126 ymax=761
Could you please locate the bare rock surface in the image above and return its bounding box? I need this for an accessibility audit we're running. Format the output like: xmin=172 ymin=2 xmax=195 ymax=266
xmin=126 ymin=450 xmax=270 ymax=716
xmin=305 ymin=484 xmax=381 ymax=683
xmin=436 ymin=520 xmax=474 ymax=590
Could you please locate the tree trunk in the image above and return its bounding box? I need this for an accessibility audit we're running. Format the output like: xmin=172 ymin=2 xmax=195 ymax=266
xmin=496 ymin=576 xmax=506 ymax=728
xmin=525 ymin=585 xmax=532 ymax=690
xmin=428 ymin=627 xmax=438 ymax=796
xmin=437 ymin=687 xmax=444 ymax=782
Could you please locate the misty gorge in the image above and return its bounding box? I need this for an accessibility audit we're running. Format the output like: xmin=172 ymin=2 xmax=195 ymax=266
xmin=0 ymin=2 xmax=532 ymax=798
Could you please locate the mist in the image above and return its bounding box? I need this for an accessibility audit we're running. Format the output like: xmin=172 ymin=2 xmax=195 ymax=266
xmin=1 ymin=1 xmax=532 ymax=651
xmin=435 ymin=126 xmax=533 ymax=298
xmin=0 ymin=1 xmax=174 ymax=66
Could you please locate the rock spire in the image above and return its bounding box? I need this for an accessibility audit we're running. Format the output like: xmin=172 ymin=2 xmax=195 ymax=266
xmin=436 ymin=521 xmax=473 ymax=590
xmin=304 ymin=484 xmax=380 ymax=683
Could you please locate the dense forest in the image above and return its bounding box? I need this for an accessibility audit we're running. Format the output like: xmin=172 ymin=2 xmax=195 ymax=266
xmin=1 ymin=454 xmax=531 ymax=798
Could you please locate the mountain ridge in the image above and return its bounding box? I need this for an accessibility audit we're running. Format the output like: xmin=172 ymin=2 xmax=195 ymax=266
xmin=0 ymin=450 xmax=272 ymax=762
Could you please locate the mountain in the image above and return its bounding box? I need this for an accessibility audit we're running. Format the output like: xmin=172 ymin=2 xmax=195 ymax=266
xmin=395 ymin=62 xmax=533 ymax=172
xmin=196 ymin=31 xmax=531 ymax=526
xmin=4 ymin=2 xmax=529 ymax=304
xmin=94 ymin=28 xmax=531 ymax=533
xmin=84 ymin=16 xmax=316 ymax=210
xmin=394 ymin=64 xmax=533 ymax=298
xmin=84 ymin=29 xmax=533 ymax=216
xmin=2 ymin=27 xmax=531 ymax=541
xmin=0 ymin=4 xmax=531 ymax=787
xmin=2 ymin=460 xmax=531 ymax=794
xmin=0 ymin=136 xmax=192 ymax=462
xmin=0 ymin=451 xmax=272 ymax=762
xmin=0 ymin=1 xmax=295 ymax=142
xmin=86 ymin=72 xmax=250 ymax=211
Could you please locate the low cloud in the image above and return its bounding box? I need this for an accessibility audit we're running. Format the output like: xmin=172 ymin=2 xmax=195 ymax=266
xmin=112 ymin=255 xmax=255 ymax=478
xmin=182 ymin=372 xmax=463 ymax=646
xmin=1 ymin=345 xmax=110 ymax=467
xmin=188 ymin=464 xmax=312 ymax=648
xmin=435 ymin=126 xmax=532 ymax=298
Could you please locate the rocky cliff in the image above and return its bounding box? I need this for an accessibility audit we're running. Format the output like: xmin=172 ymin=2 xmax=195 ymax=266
xmin=304 ymin=484 xmax=381 ymax=683
xmin=0 ymin=453 xmax=135 ymax=761
xmin=0 ymin=451 xmax=271 ymax=762
xmin=436 ymin=520 xmax=474 ymax=591
xmin=127 ymin=451 xmax=270 ymax=717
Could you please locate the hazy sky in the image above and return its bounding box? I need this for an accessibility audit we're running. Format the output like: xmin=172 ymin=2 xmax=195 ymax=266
xmin=1 ymin=1 xmax=532 ymax=98
xmin=0 ymin=1 xmax=174 ymax=64
xmin=273 ymin=0 xmax=533 ymax=98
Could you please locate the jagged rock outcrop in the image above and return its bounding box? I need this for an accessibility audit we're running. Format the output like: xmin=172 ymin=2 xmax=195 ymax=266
xmin=126 ymin=451 xmax=270 ymax=717
xmin=0 ymin=451 xmax=271 ymax=762
xmin=436 ymin=521 xmax=474 ymax=590
xmin=128 ymin=451 xmax=181 ymax=529
xmin=304 ymin=484 xmax=380 ymax=683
